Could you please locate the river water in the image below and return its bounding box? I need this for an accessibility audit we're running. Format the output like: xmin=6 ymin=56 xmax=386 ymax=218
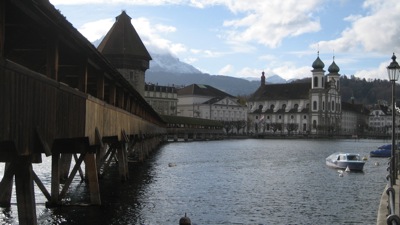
xmin=0 ymin=139 xmax=391 ymax=224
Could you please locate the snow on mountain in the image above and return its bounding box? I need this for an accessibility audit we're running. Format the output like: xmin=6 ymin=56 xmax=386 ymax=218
xmin=149 ymin=53 xmax=202 ymax=74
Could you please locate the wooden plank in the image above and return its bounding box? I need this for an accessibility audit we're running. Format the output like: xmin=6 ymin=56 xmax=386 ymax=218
xmin=84 ymin=153 xmax=101 ymax=205
xmin=49 ymin=152 xmax=60 ymax=206
xmin=0 ymin=162 xmax=15 ymax=207
xmin=0 ymin=0 xmax=4 ymax=57
xmin=46 ymin=36 xmax=59 ymax=80
xmin=15 ymin=156 xmax=37 ymax=225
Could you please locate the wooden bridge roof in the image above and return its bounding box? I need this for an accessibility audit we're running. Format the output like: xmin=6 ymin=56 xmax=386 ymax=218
xmin=2 ymin=0 xmax=164 ymax=125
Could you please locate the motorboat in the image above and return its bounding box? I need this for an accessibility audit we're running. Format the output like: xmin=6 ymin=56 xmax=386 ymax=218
xmin=370 ymin=144 xmax=392 ymax=157
xmin=326 ymin=152 xmax=366 ymax=171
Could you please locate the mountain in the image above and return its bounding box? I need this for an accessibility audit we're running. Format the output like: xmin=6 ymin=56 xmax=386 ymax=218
xmin=149 ymin=53 xmax=202 ymax=74
xmin=146 ymin=52 xmax=287 ymax=96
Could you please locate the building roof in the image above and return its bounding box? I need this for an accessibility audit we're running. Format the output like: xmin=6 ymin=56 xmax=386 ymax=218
xmin=177 ymin=84 xmax=234 ymax=98
xmin=145 ymin=84 xmax=177 ymax=93
xmin=249 ymin=82 xmax=311 ymax=101
xmin=312 ymin=55 xmax=325 ymax=71
xmin=97 ymin=11 xmax=151 ymax=70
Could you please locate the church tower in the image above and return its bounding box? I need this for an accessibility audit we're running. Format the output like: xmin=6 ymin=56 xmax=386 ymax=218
xmin=98 ymin=11 xmax=151 ymax=96
xmin=311 ymin=52 xmax=325 ymax=89
xmin=327 ymin=56 xmax=340 ymax=91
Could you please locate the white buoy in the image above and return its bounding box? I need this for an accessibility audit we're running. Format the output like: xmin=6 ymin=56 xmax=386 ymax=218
xmin=339 ymin=173 xmax=344 ymax=177
xmin=345 ymin=166 xmax=350 ymax=172
xmin=375 ymin=162 xmax=380 ymax=166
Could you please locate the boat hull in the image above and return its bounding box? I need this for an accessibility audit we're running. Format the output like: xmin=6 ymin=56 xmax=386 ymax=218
xmin=370 ymin=144 xmax=392 ymax=157
xmin=326 ymin=153 xmax=365 ymax=171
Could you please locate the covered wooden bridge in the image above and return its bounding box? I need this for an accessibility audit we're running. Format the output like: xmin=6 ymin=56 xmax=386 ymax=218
xmin=0 ymin=0 xmax=166 ymax=224
xmin=162 ymin=115 xmax=225 ymax=141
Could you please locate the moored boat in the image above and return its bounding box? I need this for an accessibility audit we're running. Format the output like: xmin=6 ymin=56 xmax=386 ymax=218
xmin=326 ymin=152 xmax=366 ymax=171
xmin=370 ymin=144 xmax=392 ymax=157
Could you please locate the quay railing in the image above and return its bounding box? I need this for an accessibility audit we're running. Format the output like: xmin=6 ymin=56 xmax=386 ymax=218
xmin=386 ymin=153 xmax=400 ymax=225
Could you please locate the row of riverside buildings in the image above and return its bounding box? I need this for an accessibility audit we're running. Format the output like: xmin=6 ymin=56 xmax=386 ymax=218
xmin=101 ymin=10 xmax=396 ymax=137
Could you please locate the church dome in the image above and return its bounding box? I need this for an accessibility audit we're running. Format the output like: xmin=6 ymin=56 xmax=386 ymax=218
xmin=328 ymin=60 xmax=340 ymax=73
xmin=312 ymin=56 xmax=325 ymax=70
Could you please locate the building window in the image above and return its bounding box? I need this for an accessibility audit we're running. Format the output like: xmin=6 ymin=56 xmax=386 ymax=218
xmin=314 ymin=77 xmax=318 ymax=88
xmin=313 ymin=101 xmax=317 ymax=110
xmin=332 ymin=101 xmax=335 ymax=111
xmin=313 ymin=120 xmax=317 ymax=128
xmin=303 ymin=115 xmax=307 ymax=119
xmin=322 ymin=101 xmax=325 ymax=110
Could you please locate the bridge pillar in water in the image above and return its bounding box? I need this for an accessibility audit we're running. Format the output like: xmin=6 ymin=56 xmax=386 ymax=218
xmin=173 ymin=134 xmax=178 ymax=142
xmin=184 ymin=133 xmax=188 ymax=142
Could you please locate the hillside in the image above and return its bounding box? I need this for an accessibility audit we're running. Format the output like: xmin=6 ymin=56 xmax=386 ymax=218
xmin=145 ymin=52 xmax=395 ymax=105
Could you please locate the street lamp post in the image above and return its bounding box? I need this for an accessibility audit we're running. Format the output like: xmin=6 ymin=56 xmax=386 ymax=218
xmin=387 ymin=53 xmax=400 ymax=186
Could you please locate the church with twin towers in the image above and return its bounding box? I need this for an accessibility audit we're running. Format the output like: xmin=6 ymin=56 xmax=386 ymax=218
xmin=247 ymin=53 xmax=342 ymax=135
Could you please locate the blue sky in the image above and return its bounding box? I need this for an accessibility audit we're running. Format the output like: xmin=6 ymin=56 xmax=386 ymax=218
xmin=49 ymin=0 xmax=400 ymax=81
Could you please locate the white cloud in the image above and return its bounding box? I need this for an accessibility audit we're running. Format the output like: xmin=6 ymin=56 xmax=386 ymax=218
xmin=354 ymin=61 xmax=390 ymax=81
xmin=218 ymin=64 xmax=234 ymax=75
xmin=236 ymin=67 xmax=263 ymax=79
xmin=271 ymin=65 xmax=311 ymax=80
xmin=51 ymin=0 xmax=185 ymax=5
xmin=314 ymin=0 xmax=400 ymax=54
xmin=221 ymin=0 xmax=322 ymax=48
xmin=78 ymin=19 xmax=113 ymax=42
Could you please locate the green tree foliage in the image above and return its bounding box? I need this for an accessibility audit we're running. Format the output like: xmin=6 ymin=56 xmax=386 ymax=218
xmin=290 ymin=75 xmax=396 ymax=105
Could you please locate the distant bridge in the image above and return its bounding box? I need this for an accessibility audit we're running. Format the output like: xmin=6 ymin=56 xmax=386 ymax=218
xmin=162 ymin=115 xmax=225 ymax=141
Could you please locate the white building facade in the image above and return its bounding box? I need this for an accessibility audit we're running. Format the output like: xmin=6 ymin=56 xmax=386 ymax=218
xmin=177 ymin=84 xmax=247 ymax=133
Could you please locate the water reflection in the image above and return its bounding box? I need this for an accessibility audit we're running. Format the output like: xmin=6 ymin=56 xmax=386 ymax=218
xmin=0 ymin=139 xmax=390 ymax=224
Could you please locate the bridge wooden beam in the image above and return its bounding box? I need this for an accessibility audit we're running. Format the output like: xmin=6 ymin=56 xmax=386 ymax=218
xmin=0 ymin=0 xmax=4 ymax=57
xmin=46 ymin=35 xmax=59 ymax=80
xmin=78 ymin=60 xmax=88 ymax=93
xmin=96 ymin=73 xmax=105 ymax=100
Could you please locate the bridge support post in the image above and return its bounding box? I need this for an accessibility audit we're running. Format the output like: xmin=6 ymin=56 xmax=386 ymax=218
xmin=15 ymin=156 xmax=37 ymax=225
xmin=0 ymin=162 xmax=13 ymax=207
xmin=84 ymin=153 xmax=101 ymax=205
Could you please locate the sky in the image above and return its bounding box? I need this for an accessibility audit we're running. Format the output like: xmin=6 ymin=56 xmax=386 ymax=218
xmin=49 ymin=0 xmax=400 ymax=81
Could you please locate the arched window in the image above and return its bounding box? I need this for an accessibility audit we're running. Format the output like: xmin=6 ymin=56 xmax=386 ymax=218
xmin=322 ymin=101 xmax=325 ymax=110
xmin=331 ymin=101 xmax=335 ymax=111
xmin=270 ymin=104 xmax=275 ymax=110
xmin=313 ymin=120 xmax=317 ymax=129
xmin=313 ymin=101 xmax=317 ymax=110
xmin=258 ymin=105 xmax=263 ymax=111
xmin=282 ymin=104 xmax=286 ymax=109
xmin=314 ymin=77 xmax=318 ymax=88
xmin=294 ymin=104 xmax=299 ymax=110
